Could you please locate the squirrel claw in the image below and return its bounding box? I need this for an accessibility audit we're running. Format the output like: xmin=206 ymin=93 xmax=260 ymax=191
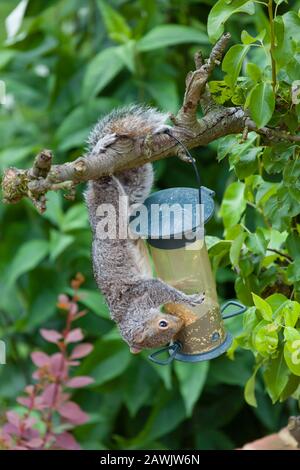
xmin=184 ymin=292 xmax=205 ymax=306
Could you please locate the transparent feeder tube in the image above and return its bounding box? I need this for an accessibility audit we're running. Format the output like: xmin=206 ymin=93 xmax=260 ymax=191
xmin=149 ymin=239 xmax=227 ymax=355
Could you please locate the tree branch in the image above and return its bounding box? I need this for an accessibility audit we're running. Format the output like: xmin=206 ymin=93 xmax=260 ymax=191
xmin=247 ymin=119 xmax=300 ymax=143
xmin=2 ymin=106 xmax=246 ymax=211
xmin=176 ymin=32 xmax=231 ymax=129
xmin=1 ymin=33 xmax=299 ymax=213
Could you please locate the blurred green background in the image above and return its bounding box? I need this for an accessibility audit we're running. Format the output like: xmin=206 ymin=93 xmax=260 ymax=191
xmin=0 ymin=0 xmax=297 ymax=450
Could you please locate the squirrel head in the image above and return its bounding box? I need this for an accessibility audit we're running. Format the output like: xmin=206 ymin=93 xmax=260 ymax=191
xmin=129 ymin=309 xmax=184 ymax=354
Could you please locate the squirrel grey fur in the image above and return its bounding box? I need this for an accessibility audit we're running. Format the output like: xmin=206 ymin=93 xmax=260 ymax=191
xmin=85 ymin=105 xmax=205 ymax=353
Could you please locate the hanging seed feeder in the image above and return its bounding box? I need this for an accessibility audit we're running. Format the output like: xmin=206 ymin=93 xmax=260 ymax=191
xmin=130 ymin=160 xmax=245 ymax=365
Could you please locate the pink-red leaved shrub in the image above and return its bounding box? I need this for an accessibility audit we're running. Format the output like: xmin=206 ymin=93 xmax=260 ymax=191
xmin=0 ymin=274 xmax=94 ymax=450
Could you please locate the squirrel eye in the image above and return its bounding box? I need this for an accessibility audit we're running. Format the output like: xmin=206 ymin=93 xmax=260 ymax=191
xmin=159 ymin=320 xmax=168 ymax=329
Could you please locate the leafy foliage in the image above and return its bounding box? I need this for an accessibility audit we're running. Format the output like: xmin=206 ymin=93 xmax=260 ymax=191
xmin=210 ymin=0 xmax=300 ymax=410
xmin=0 ymin=0 xmax=300 ymax=450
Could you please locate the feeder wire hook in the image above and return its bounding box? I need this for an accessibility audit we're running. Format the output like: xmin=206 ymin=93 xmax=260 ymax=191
xmin=164 ymin=129 xmax=202 ymax=206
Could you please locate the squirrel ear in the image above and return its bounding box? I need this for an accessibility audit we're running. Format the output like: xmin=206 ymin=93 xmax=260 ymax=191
xmin=133 ymin=330 xmax=145 ymax=345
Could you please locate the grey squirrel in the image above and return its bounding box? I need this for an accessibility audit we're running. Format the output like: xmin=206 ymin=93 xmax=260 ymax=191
xmin=85 ymin=105 xmax=205 ymax=353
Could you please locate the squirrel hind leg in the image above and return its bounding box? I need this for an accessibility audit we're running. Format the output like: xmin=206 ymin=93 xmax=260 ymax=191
xmin=117 ymin=164 xmax=153 ymax=204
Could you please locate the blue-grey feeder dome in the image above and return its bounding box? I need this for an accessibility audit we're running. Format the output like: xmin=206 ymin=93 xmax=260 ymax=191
xmin=130 ymin=186 xmax=215 ymax=249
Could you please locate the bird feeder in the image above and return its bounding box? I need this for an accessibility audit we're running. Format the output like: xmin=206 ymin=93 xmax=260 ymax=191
xmin=130 ymin=179 xmax=245 ymax=365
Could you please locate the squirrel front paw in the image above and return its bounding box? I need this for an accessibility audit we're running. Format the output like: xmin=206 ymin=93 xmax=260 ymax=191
xmin=183 ymin=292 xmax=205 ymax=307
xmin=92 ymin=133 xmax=118 ymax=155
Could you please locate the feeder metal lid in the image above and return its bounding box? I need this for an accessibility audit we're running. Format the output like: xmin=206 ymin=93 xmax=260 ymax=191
xmin=130 ymin=186 xmax=215 ymax=249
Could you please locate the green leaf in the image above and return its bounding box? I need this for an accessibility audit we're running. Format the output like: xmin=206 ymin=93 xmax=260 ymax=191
xmin=273 ymin=14 xmax=300 ymax=69
xmin=273 ymin=16 xmax=291 ymax=68
xmin=196 ymin=429 xmax=234 ymax=450
xmin=246 ymin=62 xmax=262 ymax=81
xmin=123 ymin=360 xmax=159 ymax=417
xmin=234 ymin=147 xmax=260 ymax=179
xmin=43 ymin=192 xmax=64 ymax=228
xmin=253 ymin=389 xmax=283 ymax=430
xmin=55 ymin=99 xmax=117 ymax=147
xmin=82 ymin=47 xmax=124 ymax=100
xmin=26 ymin=290 xmax=57 ymax=331
xmin=146 ymin=78 xmax=179 ymax=113
xmin=208 ymin=80 xmax=233 ymax=105
xmin=252 ymin=293 xmax=273 ymax=321
xmin=0 ymin=364 xmax=26 ymax=399
xmin=256 ymin=179 xmax=278 ymax=206
xmin=223 ymin=44 xmax=250 ymax=87
xmin=115 ymin=40 xmax=136 ymax=73
xmin=137 ymin=25 xmax=208 ymax=52
xmin=252 ymin=321 xmax=278 ymax=356
xmin=286 ymin=58 xmax=300 ymax=83
xmin=174 ymin=361 xmax=209 ymax=416
xmin=284 ymin=328 xmax=300 ymax=376
xmin=61 ymin=204 xmax=88 ymax=232
xmin=230 ymin=231 xmax=246 ymax=267
xmin=286 ymin=232 xmax=300 ymax=260
xmin=284 ymin=326 xmax=300 ymax=342
xmin=283 ymin=160 xmax=300 ymax=202
xmin=243 ymin=306 xmax=259 ymax=333
xmin=209 ymin=352 xmax=252 ymax=386
xmin=241 ymin=29 xmax=265 ymax=45
xmin=196 ymin=389 xmax=244 ymax=430
xmin=279 ymin=374 xmax=300 ymax=402
xmin=244 ymin=365 xmax=260 ymax=407
xmin=246 ymin=229 xmax=267 ymax=256
xmin=207 ymin=238 xmax=231 ymax=273
xmin=0 ymin=145 xmax=35 ymax=171
xmin=6 ymin=240 xmax=49 ymax=286
xmin=207 ymin=0 xmax=255 ymax=43
xmin=246 ymin=82 xmax=275 ymax=128
xmin=287 ymin=262 xmax=300 ymax=283
xmin=0 ymin=49 xmax=15 ymax=69
xmin=282 ymin=11 xmax=300 ymax=44
xmin=283 ymin=301 xmax=300 ymax=328
xmin=148 ymin=360 xmax=172 ymax=390
xmin=262 ymin=146 xmax=292 ymax=175
xmin=218 ymin=132 xmax=257 ymax=163
xmin=82 ymin=339 xmax=132 ymax=386
xmin=266 ymin=293 xmax=288 ymax=313
xmin=219 ymin=181 xmax=246 ymax=229
xmin=49 ymin=230 xmax=74 ymax=261
xmin=235 ymin=274 xmax=257 ymax=306
xmin=130 ymin=391 xmax=186 ymax=447
xmin=57 ymin=129 xmax=89 ymax=152
xmin=97 ymin=0 xmax=131 ymax=43
xmin=76 ymin=288 xmax=110 ymax=319
xmin=264 ymin=350 xmax=289 ymax=403
xmin=207 ymin=238 xmax=231 ymax=254
xmin=264 ymin=185 xmax=300 ymax=231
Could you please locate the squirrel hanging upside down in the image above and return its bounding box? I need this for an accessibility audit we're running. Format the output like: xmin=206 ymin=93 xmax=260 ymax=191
xmin=85 ymin=105 xmax=205 ymax=354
